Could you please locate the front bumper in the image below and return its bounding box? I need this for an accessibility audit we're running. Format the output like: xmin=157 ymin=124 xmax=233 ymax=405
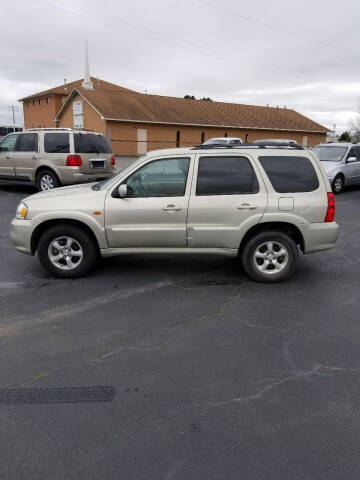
xmin=299 ymin=221 xmax=339 ymax=254
xmin=10 ymin=219 xmax=33 ymax=255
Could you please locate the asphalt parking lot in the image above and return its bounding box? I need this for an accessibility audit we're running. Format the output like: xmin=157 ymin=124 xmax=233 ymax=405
xmin=0 ymin=182 xmax=360 ymax=480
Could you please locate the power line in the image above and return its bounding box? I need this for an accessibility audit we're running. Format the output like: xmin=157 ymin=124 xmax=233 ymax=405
xmin=30 ymin=0 xmax=321 ymax=82
xmin=196 ymin=0 xmax=360 ymax=57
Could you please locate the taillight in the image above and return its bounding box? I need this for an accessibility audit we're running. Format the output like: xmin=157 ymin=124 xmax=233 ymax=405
xmin=111 ymin=155 xmax=116 ymax=166
xmin=66 ymin=155 xmax=82 ymax=167
xmin=325 ymin=192 xmax=335 ymax=222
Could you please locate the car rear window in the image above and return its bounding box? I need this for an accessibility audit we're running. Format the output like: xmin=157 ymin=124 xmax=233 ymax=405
xmin=74 ymin=133 xmax=112 ymax=154
xmin=259 ymin=155 xmax=319 ymax=193
xmin=196 ymin=156 xmax=259 ymax=195
xmin=44 ymin=133 xmax=70 ymax=153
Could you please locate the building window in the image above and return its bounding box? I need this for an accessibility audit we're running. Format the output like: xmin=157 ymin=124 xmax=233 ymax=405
xmin=32 ymin=100 xmax=35 ymax=106
xmin=201 ymin=132 xmax=205 ymax=143
xmin=38 ymin=99 xmax=42 ymax=105
xmin=26 ymin=101 xmax=30 ymax=107
xmin=176 ymin=130 xmax=180 ymax=148
xmin=224 ymin=132 xmax=228 ymax=137
xmin=45 ymin=97 xmax=49 ymax=104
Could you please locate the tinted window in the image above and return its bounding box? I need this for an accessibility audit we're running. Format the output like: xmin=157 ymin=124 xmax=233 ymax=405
xmin=44 ymin=133 xmax=70 ymax=153
xmin=196 ymin=156 xmax=259 ymax=195
xmin=259 ymin=156 xmax=319 ymax=193
xmin=0 ymin=134 xmax=17 ymax=152
xmin=125 ymin=157 xmax=190 ymax=197
xmin=313 ymin=146 xmax=347 ymax=162
xmin=15 ymin=134 xmax=38 ymax=152
xmin=74 ymin=133 xmax=111 ymax=153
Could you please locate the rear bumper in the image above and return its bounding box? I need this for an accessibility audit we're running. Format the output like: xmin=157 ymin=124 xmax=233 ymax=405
xmin=57 ymin=167 xmax=115 ymax=185
xmin=299 ymin=221 xmax=339 ymax=254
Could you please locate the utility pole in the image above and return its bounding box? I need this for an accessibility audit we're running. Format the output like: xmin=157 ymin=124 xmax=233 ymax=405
xmin=332 ymin=123 xmax=336 ymax=142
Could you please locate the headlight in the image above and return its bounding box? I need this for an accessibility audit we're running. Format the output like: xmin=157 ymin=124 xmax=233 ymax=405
xmin=16 ymin=202 xmax=28 ymax=220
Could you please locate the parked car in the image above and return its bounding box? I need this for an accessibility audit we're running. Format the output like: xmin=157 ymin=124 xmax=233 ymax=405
xmin=10 ymin=143 xmax=338 ymax=282
xmin=203 ymin=137 xmax=242 ymax=145
xmin=254 ymin=139 xmax=298 ymax=145
xmin=312 ymin=143 xmax=360 ymax=193
xmin=0 ymin=128 xmax=115 ymax=191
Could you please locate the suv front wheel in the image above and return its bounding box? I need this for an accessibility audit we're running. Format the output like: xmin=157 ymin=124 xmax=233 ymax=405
xmin=38 ymin=224 xmax=98 ymax=278
xmin=241 ymin=230 xmax=299 ymax=283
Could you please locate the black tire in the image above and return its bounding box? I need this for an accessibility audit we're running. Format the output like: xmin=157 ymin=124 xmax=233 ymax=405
xmin=37 ymin=224 xmax=98 ymax=278
xmin=332 ymin=175 xmax=344 ymax=194
xmin=241 ymin=230 xmax=299 ymax=283
xmin=36 ymin=169 xmax=60 ymax=192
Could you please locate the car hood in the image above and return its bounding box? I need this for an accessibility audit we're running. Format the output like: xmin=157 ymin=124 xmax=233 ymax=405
xmin=321 ymin=161 xmax=341 ymax=172
xmin=24 ymin=182 xmax=97 ymax=202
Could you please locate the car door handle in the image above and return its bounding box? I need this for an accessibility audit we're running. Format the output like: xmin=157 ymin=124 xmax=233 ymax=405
xmin=237 ymin=203 xmax=258 ymax=210
xmin=32 ymin=155 xmax=38 ymax=160
xmin=6 ymin=156 xmax=12 ymax=160
xmin=162 ymin=204 xmax=182 ymax=211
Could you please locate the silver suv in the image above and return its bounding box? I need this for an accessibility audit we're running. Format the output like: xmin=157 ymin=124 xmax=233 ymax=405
xmin=313 ymin=143 xmax=360 ymax=193
xmin=10 ymin=143 xmax=339 ymax=283
xmin=0 ymin=128 xmax=115 ymax=191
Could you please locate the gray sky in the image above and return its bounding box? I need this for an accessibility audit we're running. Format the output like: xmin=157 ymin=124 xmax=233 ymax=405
xmin=1 ymin=0 xmax=360 ymax=134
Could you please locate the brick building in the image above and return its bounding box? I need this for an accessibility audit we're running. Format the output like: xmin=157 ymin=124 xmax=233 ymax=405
xmin=19 ymin=49 xmax=328 ymax=156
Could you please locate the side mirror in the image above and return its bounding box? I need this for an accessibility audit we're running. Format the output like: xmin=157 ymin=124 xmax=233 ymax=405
xmin=118 ymin=184 xmax=128 ymax=198
xmin=347 ymin=156 xmax=357 ymax=163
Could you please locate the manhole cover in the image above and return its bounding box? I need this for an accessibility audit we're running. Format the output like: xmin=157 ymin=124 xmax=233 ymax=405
xmin=0 ymin=386 xmax=116 ymax=405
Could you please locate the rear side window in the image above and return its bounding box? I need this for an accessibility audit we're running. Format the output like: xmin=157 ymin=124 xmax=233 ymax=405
xmin=15 ymin=134 xmax=38 ymax=152
xmin=74 ymin=133 xmax=112 ymax=154
xmin=259 ymin=156 xmax=319 ymax=193
xmin=196 ymin=156 xmax=259 ymax=195
xmin=44 ymin=133 xmax=70 ymax=153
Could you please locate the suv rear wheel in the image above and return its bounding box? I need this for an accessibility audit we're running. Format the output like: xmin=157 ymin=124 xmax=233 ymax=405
xmin=38 ymin=225 xmax=98 ymax=278
xmin=241 ymin=230 xmax=299 ymax=283
xmin=36 ymin=169 xmax=59 ymax=192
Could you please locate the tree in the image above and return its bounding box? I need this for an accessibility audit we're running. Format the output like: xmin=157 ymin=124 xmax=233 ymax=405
xmin=350 ymin=110 xmax=360 ymax=143
xmin=200 ymin=97 xmax=213 ymax=101
xmin=184 ymin=95 xmax=196 ymax=100
xmin=338 ymin=130 xmax=351 ymax=142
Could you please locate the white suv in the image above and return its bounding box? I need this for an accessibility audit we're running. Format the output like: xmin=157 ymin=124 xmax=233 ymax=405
xmin=10 ymin=143 xmax=339 ymax=282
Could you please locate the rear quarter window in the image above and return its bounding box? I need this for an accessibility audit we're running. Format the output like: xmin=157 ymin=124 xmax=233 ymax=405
xmin=44 ymin=133 xmax=70 ymax=153
xmin=258 ymin=155 xmax=319 ymax=193
xmin=74 ymin=133 xmax=112 ymax=154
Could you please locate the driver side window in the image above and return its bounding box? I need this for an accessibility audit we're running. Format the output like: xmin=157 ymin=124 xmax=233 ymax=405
xmin=0 ymin=135 xmax=17 ymax=153
xmin=125 ymin=157 xmax=190 ymax=197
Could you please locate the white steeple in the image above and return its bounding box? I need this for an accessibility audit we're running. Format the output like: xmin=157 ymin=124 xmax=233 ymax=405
xmin=82 ymin=40 xmax=93 ymax=90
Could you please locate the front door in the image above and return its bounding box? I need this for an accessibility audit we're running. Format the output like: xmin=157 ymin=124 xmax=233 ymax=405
xmin=0 ymin=134 xmax=17 ymax=177
xmin=105 ymin=156 xmax=194 ymax=248
xmin=346 ymin=147 xmax=360 ymax=185
xmin=187 ymin=154 xmax=268 ymax=248
xmin=13 ymin=133 xmax=39 ymax=180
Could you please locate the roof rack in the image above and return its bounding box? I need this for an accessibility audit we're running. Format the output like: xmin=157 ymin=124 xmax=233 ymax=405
xmin=192 ymin=141 xmax=304 ymax=150
xmin=26 ymin=127 xmax=73 ymax=131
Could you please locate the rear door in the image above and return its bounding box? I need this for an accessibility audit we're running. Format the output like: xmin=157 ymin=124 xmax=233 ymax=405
xmin=187 ymin=154 xmax=267 ymax=248
xmin=13 ymin=133 xmax=39 ymax=180
xmin=73 ymin=132 xmax=112 ymax=174
xmin=0 ymin=134 xmax=17 ymax=177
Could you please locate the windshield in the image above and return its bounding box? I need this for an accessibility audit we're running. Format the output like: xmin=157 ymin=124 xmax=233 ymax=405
xmin=204 ymin=139 xmax=228 ymax=145
xmin=92 ymin=155 xmax=146 ymax=191
xmin=313 ymin=146 xmax=347 ymax=162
